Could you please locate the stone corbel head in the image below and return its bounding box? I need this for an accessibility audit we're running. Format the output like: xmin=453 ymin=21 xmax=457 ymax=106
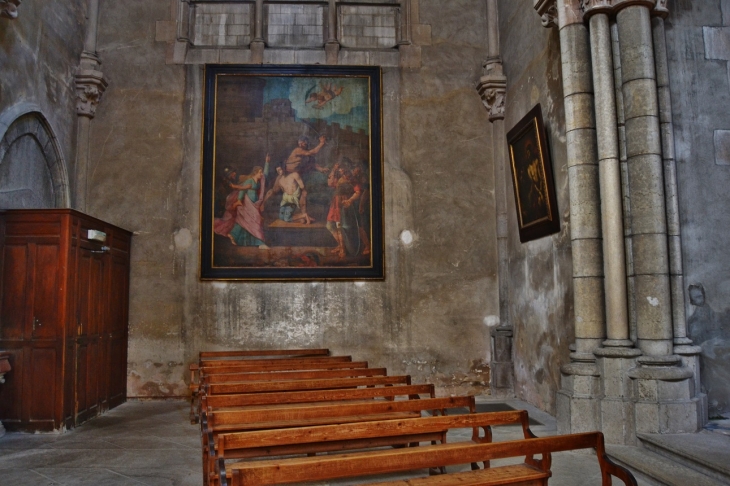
xmin=654 ymin=0 xmax=669 ymax=18
xmin=0 ymin=0 xmax=21 ymax=19
xmin=477 ymin=66 xmax=507 ymax=122
xmin=534 ymin=0 xmax=558 ymax=28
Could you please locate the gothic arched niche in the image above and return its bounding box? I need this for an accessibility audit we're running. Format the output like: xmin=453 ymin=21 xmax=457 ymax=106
xmin=0 ymin=112 xmax=69 ymax=209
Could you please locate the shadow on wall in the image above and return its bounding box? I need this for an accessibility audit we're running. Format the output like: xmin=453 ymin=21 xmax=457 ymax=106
xmin=687 ymin=284 xmax=730 ymax=417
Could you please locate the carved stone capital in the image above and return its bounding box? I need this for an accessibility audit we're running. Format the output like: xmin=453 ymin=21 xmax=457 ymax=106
xmin=612 ymin=0 xmax=657 ymax=13
xmin=581 ymin=0 xmax=613 ymax=20
xmin=76 ymin=69 xmax=108 ymax=118
xmin=0 ymin=0 xmax=20 ymax=19
xmin=477 ymin=60 xmax=507 ymax=122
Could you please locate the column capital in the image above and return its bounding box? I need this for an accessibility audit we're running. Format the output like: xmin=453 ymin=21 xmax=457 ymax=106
xmin=612 ymin=0 xmax=657 ymax=14
xmin=0 ymin=0 xmax=20 ymax=19
xmin=76 ymin=68 xmax=108 ymax=118
xmin=477 ymin=58 xmax=507 ymax=122
xmin=579 ymin=0 xmax=667 ymax=22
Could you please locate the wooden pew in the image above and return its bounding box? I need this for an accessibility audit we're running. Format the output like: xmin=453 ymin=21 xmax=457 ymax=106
xmin=199 ymin=355 xmax=353 ymax=367
xmin=205 ymin=375 xmax=412 ymax=395
xmin=200 ymin=383 xmax=434 ymax=413
xmin=190 ymin=358 xmax=369 ymax=423
xmin=202 ymin=396 xmax=476 ymax=485
xmin=218 ymin=410 xmax=540 ymax=486
xmin=199 ymin=348 xmax=330 ymax=359
xmin=203 ymin=366 xmax=388 ymax=384
xmin=225 ymin=428 xmax=637 ymax=486
xmin=197 ymin=383 xmax=433 ymax=426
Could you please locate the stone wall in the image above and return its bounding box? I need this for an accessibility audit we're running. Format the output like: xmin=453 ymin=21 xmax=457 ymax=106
xmin=667 ymin=0 xmax=730 ymax=416
xmin=0 ymin=1 xmax=85 ymax=208
xmin=82 ymin=0 xmax=497 ymax=398
xmin=498 ymin=0 xmax=573 ymax=415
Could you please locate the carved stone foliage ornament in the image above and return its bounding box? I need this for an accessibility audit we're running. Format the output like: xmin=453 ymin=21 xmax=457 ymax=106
xmin=477 ymin=59 xmax=507 ymax=122
xmin=0 ymin=0 xmax=21 ymax=19
xmin=76 ymin=70 xmax=108 ymax=118
xmin=535 ymin=0 xmax=666 ymax=26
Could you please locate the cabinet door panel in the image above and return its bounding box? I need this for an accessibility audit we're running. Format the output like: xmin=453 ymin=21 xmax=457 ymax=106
xmin=0 ymin=245 xmax=28 ymax=340
xmin=27 ymin=346 xmax=57 ymax=423
xmin=0 ymin=348 xmax=24 ymax=423
xmin=31 ymin=244 xmax=60 ymax=340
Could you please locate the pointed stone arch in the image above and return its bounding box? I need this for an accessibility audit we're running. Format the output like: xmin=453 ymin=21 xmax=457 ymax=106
xmin=0 ymin=104 xmax=70 ymax=209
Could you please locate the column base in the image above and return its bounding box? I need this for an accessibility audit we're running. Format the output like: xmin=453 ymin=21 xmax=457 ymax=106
xmin=490 ymin=326 xmax=513 ymax=391
xmin=325 ymin=42 xmax=339 ymax=65
xmin=628 ymin=355 xmax=700 ymax=434
xmin=595 ymin=345 xmax=642 ymax=444
xmin=557 ymin=362 xmax=601 ymax=435
xmin=250 ymin=40 xmax=265 ymax=64
xmin=675 ymin=344 xmax=707 ymax=426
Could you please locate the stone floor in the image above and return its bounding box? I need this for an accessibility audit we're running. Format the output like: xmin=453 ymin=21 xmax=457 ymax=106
xmin=0 ymin=399 xmax=652 ymax=486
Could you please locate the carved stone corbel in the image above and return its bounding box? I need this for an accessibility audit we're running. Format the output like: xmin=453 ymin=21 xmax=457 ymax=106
xmin=653 ymin=0 xmax=669 ymax=18
xmin=76 ymin=68 xmax=108 ymax=118
xmin=534 ymin=0 xmax=558 ymax=28
xmin=477 ymin=58 xmax=507 ymax=122
xmin=0 ymin=0 xmax=21 ymax=19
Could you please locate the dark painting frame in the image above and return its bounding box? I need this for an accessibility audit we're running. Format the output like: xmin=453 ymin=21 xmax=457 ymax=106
xmin=200 ymin=65 xmax=384 ymax=280
xmin=506 ymin=104 xmax=560 ymax=243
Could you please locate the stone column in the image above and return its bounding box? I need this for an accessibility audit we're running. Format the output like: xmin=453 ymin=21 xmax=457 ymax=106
xmin=251 ymin=0 xmax=265 ymax=63
xmin=478 ymin=0 xmax=512 ymax=396
xmin=615 ymin=0 xmax=698 ymax=435
xmin=584 ymin=1 xmax=642 ymax=445
xmin=325 ymin=0 xmax=339 ymax=65
xmin=651 ymin=2 xmax=706 ymax=426
xmin=398 ymin=0 xmax=411 ymax=45
xmin=0 ymin=0 xmax=20 ymax=19
xmin=74 ymin=0 xmax=107 ymax=212
xmin=551 ymin=0 xmax=604 ymax=435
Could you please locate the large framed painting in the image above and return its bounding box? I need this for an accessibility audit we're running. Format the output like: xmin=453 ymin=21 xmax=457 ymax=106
xmin=200 ymin=65 xmax=384 ymax=280
xmin=506 ymin=104 xmax=560 ymax=243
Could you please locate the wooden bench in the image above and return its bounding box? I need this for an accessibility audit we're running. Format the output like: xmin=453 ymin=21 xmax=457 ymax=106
xmin=202 ymin=366 xmax=389 ymax=384
xmin=190 ymin=358 xmax=369 ymax=423
xmin=199 ymin=349 xmax=330 ymax=359
xmin=205 ymin=374 xmax=412 ymax=395
xmin=224 ymin=429 xmax=637 ymax=486
xmin=217 ymin=410 xmax=543 ymax=486
xmin=202 ymin=396 xmax=477 ymax=486
xmin=197 ymin=383 xmax=433 ymax=425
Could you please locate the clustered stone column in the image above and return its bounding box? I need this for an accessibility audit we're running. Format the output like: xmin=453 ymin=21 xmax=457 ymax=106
xmin=75 ymin=0 xmax=108 ymax=213
xmin=477 ymin=0 xmax=512 ymax=396
xmin=0 ymin=0 xmax=20 ymax=19
xmin=533 ymin=0 xmax=704 ymax=442
xmin=325 ymin=0 xmax=340 ymax=64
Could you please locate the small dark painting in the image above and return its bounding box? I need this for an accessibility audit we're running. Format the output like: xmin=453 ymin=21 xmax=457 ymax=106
xmin=506 ymin=104 xmax=560 ymax=243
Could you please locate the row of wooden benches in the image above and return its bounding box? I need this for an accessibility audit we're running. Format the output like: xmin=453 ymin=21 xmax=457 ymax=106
xmin=190 ymin=348 xmax=638 ymax=486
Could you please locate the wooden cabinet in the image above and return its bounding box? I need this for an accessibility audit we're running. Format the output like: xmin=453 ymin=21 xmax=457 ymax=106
xmin=0 ymin=210 xmax=131 ymax=432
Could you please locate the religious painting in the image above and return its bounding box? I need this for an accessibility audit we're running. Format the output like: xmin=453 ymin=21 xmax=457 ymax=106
xmin=200 ymin=65 xmax=384 ymax=280
xmin=506 ymin=104 xmax=560 ymax=243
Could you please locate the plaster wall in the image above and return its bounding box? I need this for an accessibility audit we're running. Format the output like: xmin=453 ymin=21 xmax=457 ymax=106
xmin=666 ymin=0 xmax=730 ymax=416
xmin=498 ymin=0 xmax=573 ymax=415
xmin=83 ymin=0 xmax=498 ymax=398
xmin=0 ymin=1 xmax=86 ymax=203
